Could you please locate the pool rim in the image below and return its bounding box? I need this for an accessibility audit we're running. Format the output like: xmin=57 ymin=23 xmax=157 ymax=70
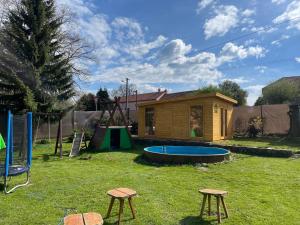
xmin=143 ymin=145 xmax=231 ymax=157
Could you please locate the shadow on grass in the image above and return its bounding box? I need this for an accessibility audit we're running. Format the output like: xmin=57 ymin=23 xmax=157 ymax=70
xmin=103 ymin=218 xmax=135 ymax=225
xmin=133 ymin=154 xmax=166 ymax=167
xmin=32 ymin=151 xmax=71 ymax=162
xmin=180 ymin=216 xmax=214 ymax=225
xmin=224 ymin=137 xmax=300 ymax=151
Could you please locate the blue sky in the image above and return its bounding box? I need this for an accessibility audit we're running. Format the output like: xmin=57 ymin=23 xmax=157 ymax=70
xmin=58 ymin=0 xmax=300 ymax=105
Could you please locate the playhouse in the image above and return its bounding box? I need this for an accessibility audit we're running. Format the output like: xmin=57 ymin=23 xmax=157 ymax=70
xmin=89 ymin=97 xmax=132 ymax=150
xmin=138 ymin=91 xmax=237 ymax=141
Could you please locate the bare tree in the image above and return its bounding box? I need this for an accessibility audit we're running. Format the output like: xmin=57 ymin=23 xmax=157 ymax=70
xmin=111 ymin=83 xmax=137 ymax=97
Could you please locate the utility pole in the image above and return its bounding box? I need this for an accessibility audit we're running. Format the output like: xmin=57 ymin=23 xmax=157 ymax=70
xmin=135 ymin=90 xmax=138 ymax=111
xmin=122 ymin=78 xmax=130 ymax=121
xmin=125 ymin=78 xmax=129 ymax=111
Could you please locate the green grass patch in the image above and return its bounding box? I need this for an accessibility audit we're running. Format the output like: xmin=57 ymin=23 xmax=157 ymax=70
xmin=214 ymin=137 xmax=300 ymax=152
xmin=0 ymin=141 xmax=299 ymax=225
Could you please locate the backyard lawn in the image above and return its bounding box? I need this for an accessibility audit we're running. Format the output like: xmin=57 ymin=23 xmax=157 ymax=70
xmin=214 ymin=137 xmax=300 ymax=152
xmin=0 ymin=141 xmax=299 ymax=225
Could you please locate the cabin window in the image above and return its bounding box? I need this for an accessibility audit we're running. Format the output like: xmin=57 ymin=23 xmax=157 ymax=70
xmin=145 ymin=107 xmax=155 ymax=135
xmin=190 ymin=105 xmax=203 ymax=137
xmin=220 ymin=108 xmax=228 ymax=137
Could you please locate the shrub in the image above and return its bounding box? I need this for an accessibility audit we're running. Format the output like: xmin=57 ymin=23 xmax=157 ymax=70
xmin=247 ymin=116 xmax=263 ymax=138
xmin=39 ymin=139 xmax=50 ymax=144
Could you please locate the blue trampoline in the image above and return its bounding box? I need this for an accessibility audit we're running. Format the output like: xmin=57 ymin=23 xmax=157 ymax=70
xmin=0 ymin=111 xmax=32 ymax=194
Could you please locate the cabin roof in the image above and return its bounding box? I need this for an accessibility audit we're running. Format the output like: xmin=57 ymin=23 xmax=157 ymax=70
xmin=138 ymin=92 xmax=237 ymax=106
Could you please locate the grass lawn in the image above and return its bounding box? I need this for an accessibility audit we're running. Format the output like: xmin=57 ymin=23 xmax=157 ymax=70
xmin=0 ymin=141 xmax=299 ymax=225
xmin=214 ymin=137 xmax=300 ymax=152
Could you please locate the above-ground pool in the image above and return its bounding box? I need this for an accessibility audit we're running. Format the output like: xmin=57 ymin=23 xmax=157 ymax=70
xmin=144 ymin=146 xmax=230 ymax=164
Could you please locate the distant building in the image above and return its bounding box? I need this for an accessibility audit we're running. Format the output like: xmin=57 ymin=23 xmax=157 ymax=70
xmin=119 ymin=89 xmax=167 ymax=111
xmin=262 ymin=76 xmax=300 ymax=95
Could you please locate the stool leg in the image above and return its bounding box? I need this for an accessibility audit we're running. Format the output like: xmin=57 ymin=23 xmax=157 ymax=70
xmin=208 ymin=194 xmax=211 ymax=216
xmin=221 ymin=196 xmax=228 ymax=218
xmin=128 ymin=197 xmax=136 ymax=219
xmin=118 ymin=199 xmax=124 ymax=225
xmin=216 ymin=196 xmax=221 ymax=223
xmin=200 ymin=194 xmax=207 ymax=218
xmin=106 ymin=197 xmax=115 ymax=218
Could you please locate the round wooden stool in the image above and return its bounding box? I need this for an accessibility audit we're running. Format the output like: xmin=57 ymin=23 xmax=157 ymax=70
xmin=199 ymin=189 xmax=228 ymax=223
xmin=106 ymin=188 xmax=137 ymax=225
xmin=64 ymin=212 xmax=103 ymax=225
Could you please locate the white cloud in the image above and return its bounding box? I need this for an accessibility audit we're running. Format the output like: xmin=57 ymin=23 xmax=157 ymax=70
xmin=242 ymin=9 xmax=255 ymax=17
xmin=245 ymin=85 xmax=265 ymax=106
xmin=255 ymin=66 xmax=268 ymax=73
xmin=271 ymin=34 xmax=290 ymax=46
xmin=157 ymin=39 xmax=192 ymax=64
xmin=272 ymin=0 xmax=287 ymax=5
xmin=57 ymin=0 xmax=94 ymax=16
xmin=204 ymin=5 xmax=239 ymax=39
xmin=89 ymin=40 xmax=266 ymax=91
xmin=248 ymin=26 xmax=278 ymax=34
xmin=244 ymin=39 xmax=256 ymax=46
xmin=196 ymin=0 xmax=215 ymax=13
xmin=204 ymin=6 xmax=256 ymax=39
xmin=295 ymin=57 xmax=300 ymax=63
xmin=273 ymin=1 xmax=300 ymax=30
xmin=219 ymin=42 xmax=266 ymax=63
xmin=126 ymin=35 xmax=167 ymax=58
xmin=112 ymin=17 xmax=144 ymax=42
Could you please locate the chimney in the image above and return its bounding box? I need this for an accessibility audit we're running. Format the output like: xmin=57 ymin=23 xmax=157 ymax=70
xmin=158 ymin=88 xmax=161 ymax=92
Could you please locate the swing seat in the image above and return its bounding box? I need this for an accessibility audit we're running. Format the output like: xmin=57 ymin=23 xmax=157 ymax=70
xmin=0 ymin=164 xmax=29 ymax=176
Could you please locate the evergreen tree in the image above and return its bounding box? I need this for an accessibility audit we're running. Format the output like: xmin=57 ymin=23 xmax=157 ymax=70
xmin=75 ymin=93 xmax=96 ymax=111
xmin=96 ymin=88 xmax=110 ymax=110
xmin=1 ymin=0 xmax=74 ymax=113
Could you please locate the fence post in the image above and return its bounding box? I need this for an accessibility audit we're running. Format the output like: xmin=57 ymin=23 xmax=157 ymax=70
xmin=260 ymin=105 xmax=264 ymax=135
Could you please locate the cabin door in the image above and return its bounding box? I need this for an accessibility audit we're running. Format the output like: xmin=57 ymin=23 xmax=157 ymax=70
xmin=220 ymin=108 xmax=228 ymax=138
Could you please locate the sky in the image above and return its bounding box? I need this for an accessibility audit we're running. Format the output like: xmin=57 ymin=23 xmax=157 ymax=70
xmin=57 ymin=0 xmax=300 ymax=105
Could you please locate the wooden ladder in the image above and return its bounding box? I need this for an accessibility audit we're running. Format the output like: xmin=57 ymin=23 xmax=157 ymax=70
xmin=69 ymin=132 xmax=86 ymax=157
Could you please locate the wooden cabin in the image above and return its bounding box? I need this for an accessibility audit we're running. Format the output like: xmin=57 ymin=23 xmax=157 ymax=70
xmin=138 ymin=91 xmax=237 ymax=141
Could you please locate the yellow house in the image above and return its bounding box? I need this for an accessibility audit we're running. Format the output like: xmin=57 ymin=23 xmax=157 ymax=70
xmin=138 ymin=91 xmax=237 ymax=141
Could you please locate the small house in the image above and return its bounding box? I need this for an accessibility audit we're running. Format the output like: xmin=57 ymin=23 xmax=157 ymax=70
xmin=138 ymin=91 xmax=237 ymax=141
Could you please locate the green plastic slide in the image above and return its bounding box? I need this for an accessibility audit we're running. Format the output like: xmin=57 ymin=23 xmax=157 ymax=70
xmin=0 ymin=133 xmax=6 ymax=150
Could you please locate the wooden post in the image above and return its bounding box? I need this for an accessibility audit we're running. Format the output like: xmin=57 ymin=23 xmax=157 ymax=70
xmin=208 ymin=194 xmax=211 ymax=216
xmin=54 ymin=121 xmax=60 ymax=155
xmin=106 ymin=197 xmax=115 ymax=218
xmin=59 ymin=119 xmax=63 ymax=159
xmin=221 ymin=196 xmax=229 ymax=218
xmin=260 ymin=105 xmax=264 ymax=135
xmin=128 ymin=197 xmax=135 ymax=219
xmin=200 ymin=194 xmax=207 ymax=217
xmin=216 ymin=196 xmax=221 ymax=223
xmin=48 ymin=116 xmax=51 ymax=144
xmin=118 ymin=199 xmax=124 ymax=225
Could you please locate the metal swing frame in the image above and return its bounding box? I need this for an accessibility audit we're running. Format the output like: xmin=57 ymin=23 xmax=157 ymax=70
xmin=3 ymin=111 xmax=32 ymax=194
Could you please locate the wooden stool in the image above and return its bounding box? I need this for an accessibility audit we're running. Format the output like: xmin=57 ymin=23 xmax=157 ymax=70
xmin=199 ymin=189 xmax=228 ymax=223
xmin=64 ymin=212 xmax=103 ymax=225
xmin=106 ymin=188 xmax=137 ymax=225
